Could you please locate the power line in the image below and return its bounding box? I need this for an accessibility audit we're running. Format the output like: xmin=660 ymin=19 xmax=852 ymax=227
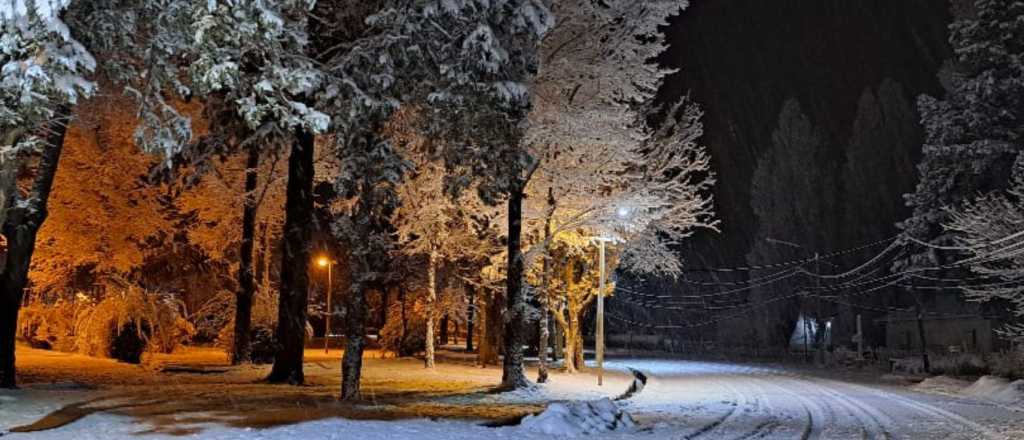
xmin=672 ymin=234 xmax=900 ymax=273
xmin=603 ymin=229 xmax=1024 ymax=329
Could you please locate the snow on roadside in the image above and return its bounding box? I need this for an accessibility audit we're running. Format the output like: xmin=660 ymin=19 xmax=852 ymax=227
xmin=912 ymin=375 xmax=1024 ymax=410
xmin=962 ymin=376 xmax=1024 ymax=409
xmin=912 ymin=375 xmax=972 ymax=396
xmin=519 ymin=398 xmax=635 ymax=437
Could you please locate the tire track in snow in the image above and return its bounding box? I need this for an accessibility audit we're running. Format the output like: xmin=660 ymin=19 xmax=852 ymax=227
xmin=733 ymin=376 xmax=785 ymax=440
xmin=779 ymin=374 xmax=885 ymax=440
xmin=749 ymin=375 xmax=821 ymax=440
xmin=835 ymin=380 xmax=1002 ymax=440
xmin=802 ymin=377 xmax=893 ymax=440
xmin=684 ymin=377 xmax=742 ymax=439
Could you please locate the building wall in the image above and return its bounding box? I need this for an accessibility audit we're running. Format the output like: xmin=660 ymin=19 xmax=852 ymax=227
xmin=885 ymin=318 xmax=993 ymax=354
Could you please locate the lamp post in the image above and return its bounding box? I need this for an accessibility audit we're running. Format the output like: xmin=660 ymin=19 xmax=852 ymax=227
xmin=594 ymin=206 xmax=630 ymax=386
xmin=595 ymin=237 xmax=610 ymax=386
xmin=317 ymin=256 xmax=334 ymax=354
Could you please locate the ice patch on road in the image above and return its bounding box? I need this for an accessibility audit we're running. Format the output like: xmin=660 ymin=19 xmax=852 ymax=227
xmin=962 ymin=376 xmax=1024 ymax=409
xmin=519 ymin=398 xmax=635 ymax=437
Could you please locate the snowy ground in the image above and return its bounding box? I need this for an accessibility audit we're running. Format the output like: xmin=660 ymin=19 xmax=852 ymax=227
xmin=2 ymin=346 xmax=1023 ymax=439
xmin=607 ymin=359 xmax=1024 ymax=439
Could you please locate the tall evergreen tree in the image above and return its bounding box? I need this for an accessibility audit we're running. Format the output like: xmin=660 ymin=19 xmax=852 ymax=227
xmin=902 ymin=0 xmax=1024 ymax=268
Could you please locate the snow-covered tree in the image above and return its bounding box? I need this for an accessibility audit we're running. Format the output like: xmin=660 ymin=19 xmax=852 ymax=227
xmin=121 ymin=0 xmax=333 ymax=383
xmin=0 ymin=0 xmax=96 ymax=388
xmin=901 ymin=0 xmax=1024 ymax=268
xmin=517 ymin=0 xmax=715 ymax=377
xmin=745 ymin=98 xmax=836 ymax=348
xmin=412 ymin=0 xmax=553 ymax=390
xmin=946 ymin=156 xmax=1024 ymax=341
xmin=392 ymin=124 xmax=497 ymax=369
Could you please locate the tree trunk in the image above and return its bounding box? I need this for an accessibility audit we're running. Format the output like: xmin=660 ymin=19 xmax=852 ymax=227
xmin=478 ymin=289 xmax=502 ymax=366
xmin=536 ymin=187 xmax=555 ymax=383
xmin=502 ymin=185 xmax=529 ymax=388
xmin=914 ymin=293 xmax=930 ymax=373
xmin=267 ymin=129 xmax=315 ymax=385
xmin=378 ymin=289 xmax=389 ymax=330
xmin=553 ymin=317 xmax=563 ymax=362
xmin=439 ymin=314 xmax=449 ymax=346
xmin=425 ymin=250 xmax=438 ymax=368
xmin=563 ymin=313 xmax=583 ymax=373
xmin=537 ymin=310 xmax=550 ymax=383
xmin=341 ymin=283 xmax=368 ymax=400
xmin=466 ymin=287 xmax=475 ymax=352
xmin=0 ymin=107 xmax=69 ymax=388
xmin=232 ymin=145 xmax=260 ymax=365
xmin=400 ymin=288 xmax=408 ymax=346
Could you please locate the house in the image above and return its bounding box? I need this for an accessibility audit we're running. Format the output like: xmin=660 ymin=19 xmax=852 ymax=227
xmin=879 ymin=313 xmax=996 ymax=354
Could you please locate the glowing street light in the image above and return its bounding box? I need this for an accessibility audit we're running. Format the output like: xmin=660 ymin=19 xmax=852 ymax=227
xmin=317 ymin=255 xmax=335 ymax=354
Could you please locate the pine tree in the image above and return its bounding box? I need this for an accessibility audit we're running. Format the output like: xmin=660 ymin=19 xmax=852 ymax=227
xmin=0 ymin=0 xmax=96 ymax=388
xmin=902 ymin=0 xmax=1024 ymax=267
xmin=417 ymin=0 xmax=554 ymax=389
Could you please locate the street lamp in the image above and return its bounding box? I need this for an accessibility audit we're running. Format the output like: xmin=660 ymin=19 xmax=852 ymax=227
xmin=317 ymin=255 xmax=335 ymax=354
xmin=594 ymin=204 xmax=632 ymax=386
xmin=594 ymin=236 xmax=613 ymax=386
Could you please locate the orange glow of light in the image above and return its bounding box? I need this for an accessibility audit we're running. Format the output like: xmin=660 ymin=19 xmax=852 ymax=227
xmin=317 ymin=256 xmax=330 ymax=267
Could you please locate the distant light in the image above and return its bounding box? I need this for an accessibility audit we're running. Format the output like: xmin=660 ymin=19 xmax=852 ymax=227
xmin=317 ymin=257 xmax=330 ymax=267
xmin=616 ymin=206 xmax=630 ymax=218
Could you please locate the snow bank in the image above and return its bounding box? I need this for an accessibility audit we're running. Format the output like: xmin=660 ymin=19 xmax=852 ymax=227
xmin=519 ymin=398 xmax=635 ymax=437
xmin=962 ymin=376 xmax=1024 ymax=409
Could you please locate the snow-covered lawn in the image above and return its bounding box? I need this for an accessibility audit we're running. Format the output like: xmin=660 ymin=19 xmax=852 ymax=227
xmin=4 ymin=347 xmax=1024 ymax=439
xmin=1 ymin=345 xmax=633 ymax=438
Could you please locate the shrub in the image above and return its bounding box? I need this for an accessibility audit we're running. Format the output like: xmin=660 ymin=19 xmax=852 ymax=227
xmin=249 ymin=325 xmax=277 ymax=364
xmin=76 ymin=286 xmax=190 ymax=362
xmin=109 ymin=319 xmax=149 ymax=363
xmin=18 ymin=298 xmax=89 ymax=351
xmin=930 ymin=353 xmax=990 ymax=377
xmin=989 ymin=350 xmax=1024 ymax=380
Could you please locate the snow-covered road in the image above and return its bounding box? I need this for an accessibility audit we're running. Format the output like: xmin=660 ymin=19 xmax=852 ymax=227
xmin=609 ymin=359 xmax=1024 ymax=439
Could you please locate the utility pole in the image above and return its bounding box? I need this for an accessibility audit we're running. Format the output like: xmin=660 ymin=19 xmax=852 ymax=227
xmin=856 ymin=314 xmax=863 ymax=361
xmin=815 ymin=252 xmax=821 ymax=365
xmin=597 ymin=238 xmax=606 ymax=386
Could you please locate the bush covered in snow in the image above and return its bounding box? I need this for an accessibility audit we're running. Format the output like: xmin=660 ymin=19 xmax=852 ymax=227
xmin=19 ymin=287 xmax=190 ymax=362
xmin=18 ymin=297 xmax=92 ymax=352
xmin=75 ymin=286 xmax=192 ymax=363
xmin=519 ymin=398 xmax=635 ymax=437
